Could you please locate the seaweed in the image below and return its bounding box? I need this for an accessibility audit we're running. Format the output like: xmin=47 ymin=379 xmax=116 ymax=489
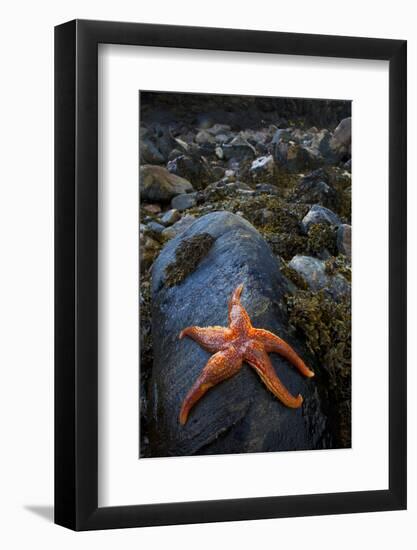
xmin=280 ymin=262 xmax=309 ymax=290
xmin=164 ymin=233 xmax=215 ymax=287
xmin=286 ymin=289 xmax=351 ymax=447
xmin=325 ymin=255 xmax=351 ymax=282
xmin=307 ymin=223 xmax=338 ymax=256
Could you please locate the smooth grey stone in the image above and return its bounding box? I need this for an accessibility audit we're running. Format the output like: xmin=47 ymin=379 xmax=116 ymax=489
xmin=145 ymin=221 xmax=165 ymax=234
xmin=301 ymin=204 xmax=341 ymax=234
xmin=289 ymin=255 xmax=350 ymax=299
xmin=171 ymin=193 xmax=197 ymax=211
xmin=160 ymin=209 xmax=181 ymax=226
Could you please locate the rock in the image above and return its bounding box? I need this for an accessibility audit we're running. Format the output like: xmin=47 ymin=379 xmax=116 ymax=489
xmin=148 ymin=124 xmax=176 ymax=161
xmin=274 ymin=141 xmax=320 ymax=173
xmin=167 ymin=155 xmax=211 ymax=189
xmin=211 ymin=165 xmax=226 ymax=180
xmin=140 ymin=165 xmax=194 ymax=202
xmin=149 ymin=211 xmax=331 ymax=457
xmin=167 ymin=148 xmax=183 ymax=161
xmin=310 ymin=129 xmax=335 ymax=163
xmin=255 ymin=183 xmax=280 ymax=196
xmin=145 ymin=221 xmax=165 ymax=235
xmin=337 ymin=224 xmax=352 ymax=258
xmin=161 ymin=215 xmax=196 ymax=240
xmin=215 ymin=146 xmax=224 ymax=159
xmin=250 ymin=155 xmax=275 ymax=182
xmin=222 ymin=135 xmax=256 ymax=161
xmin=171 ymin=193 xmax=197 ymax=211
xmin=301 ymin=204 xmax=341 ymax=233
xmin=272 ymin=128 xmax=291 ymax=145
xmin=344 ymin=159 xmax=352 ymax=171
xmin=293 ymin=169 xmax=339 ymax=210
xmin=160 ymin=209 xmax=181 ymax=226
xmin=230 ymin=181 xmax=253 ymax=191
xmin=289 ymin=255 xmax=350 ymax=299
xmin=330 ymin=117 xmax=351 ymax=159
xmin=206 ymin=123 xmax=231 ymax=136
xmin=195 ymin=130 xmax=215 ymax=145
xmin=140 ymin=137 xmax=165 ymax=164
xmin=214 ymin=133 xmax=232 ymax=144
xmin=143 ymin=203 xmax=161 ymax=215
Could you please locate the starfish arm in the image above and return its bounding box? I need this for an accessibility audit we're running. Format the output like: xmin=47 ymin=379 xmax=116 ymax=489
xmin=244 ymin=342 xmax=303 ymax=408
xmin=179 ymin=346 xmax=242 ymax=425
xmin=253 ymin=328 xmax=314 ymax=378
xmin=179 ymin=326 xmax=231 ymax=353
xmin=228 ymin=284 xmax=253 ymax=334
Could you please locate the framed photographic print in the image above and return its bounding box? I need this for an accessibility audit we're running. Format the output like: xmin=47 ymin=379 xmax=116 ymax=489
xmin=55 ymin=20 xmax=407 ymax=530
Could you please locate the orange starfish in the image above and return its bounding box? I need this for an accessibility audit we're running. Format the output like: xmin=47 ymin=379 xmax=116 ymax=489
xmin=178 ymin=284 xmax=314 ymax=425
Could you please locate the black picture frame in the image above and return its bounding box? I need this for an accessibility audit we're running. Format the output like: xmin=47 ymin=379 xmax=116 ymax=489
xmin=55 ymin=19 xmax=407 ymax=531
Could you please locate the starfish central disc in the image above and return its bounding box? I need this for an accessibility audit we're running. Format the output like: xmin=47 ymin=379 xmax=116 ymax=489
xmin=178 ymin=284 xmax=314 ymax=425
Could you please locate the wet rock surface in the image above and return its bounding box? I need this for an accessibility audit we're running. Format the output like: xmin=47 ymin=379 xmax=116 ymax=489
xmin=149 ymin=212 xmax=331 ymax=456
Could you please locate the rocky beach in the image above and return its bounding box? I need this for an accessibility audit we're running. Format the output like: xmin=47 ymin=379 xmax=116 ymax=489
xmin=139 ymin=92 xmax=351 ymax=458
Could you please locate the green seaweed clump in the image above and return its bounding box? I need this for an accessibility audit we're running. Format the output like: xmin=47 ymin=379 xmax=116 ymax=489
xmin=307 ymin=223 xmax=337 ymax=256
xmin=234 ymin=195 xmax=309 ymax=260
xmin=325 ymin=255 xmax=351 ymax=282
xmin=164 ymin=233 xmax=215 ymax=287
xmin=266 ymin=233 xmax=307 ymax=261
xmin=286 ymin=290 xmax=351 ymax=371
xmin=280 ymin=262 xmax=308 ymax=290
xmin=326 ymin=167 xmax=352 ymax=222
xmin=286 ymin=289 xmax=351 ymax=447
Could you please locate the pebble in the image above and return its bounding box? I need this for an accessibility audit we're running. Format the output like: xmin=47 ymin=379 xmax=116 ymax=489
xmin=143 ymin=203 xmax=161 ymax=214
xmin=171 ymin=193 xmax=197 ymax=211
xmin=160 ymin=209 xmax=181 ymax=226
xmin=301 ymin=204 xmax=341 ymax=234
xmin=145 ymin=221 xmax=165 ymax=234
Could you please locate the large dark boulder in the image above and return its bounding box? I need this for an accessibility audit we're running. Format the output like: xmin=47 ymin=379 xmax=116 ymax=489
xmin=147 ymin=211 xmax=331 ymax=457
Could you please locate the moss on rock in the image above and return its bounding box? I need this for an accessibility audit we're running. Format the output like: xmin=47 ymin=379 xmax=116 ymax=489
xmin=164 ymin=233 xmax=215 ymax=287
